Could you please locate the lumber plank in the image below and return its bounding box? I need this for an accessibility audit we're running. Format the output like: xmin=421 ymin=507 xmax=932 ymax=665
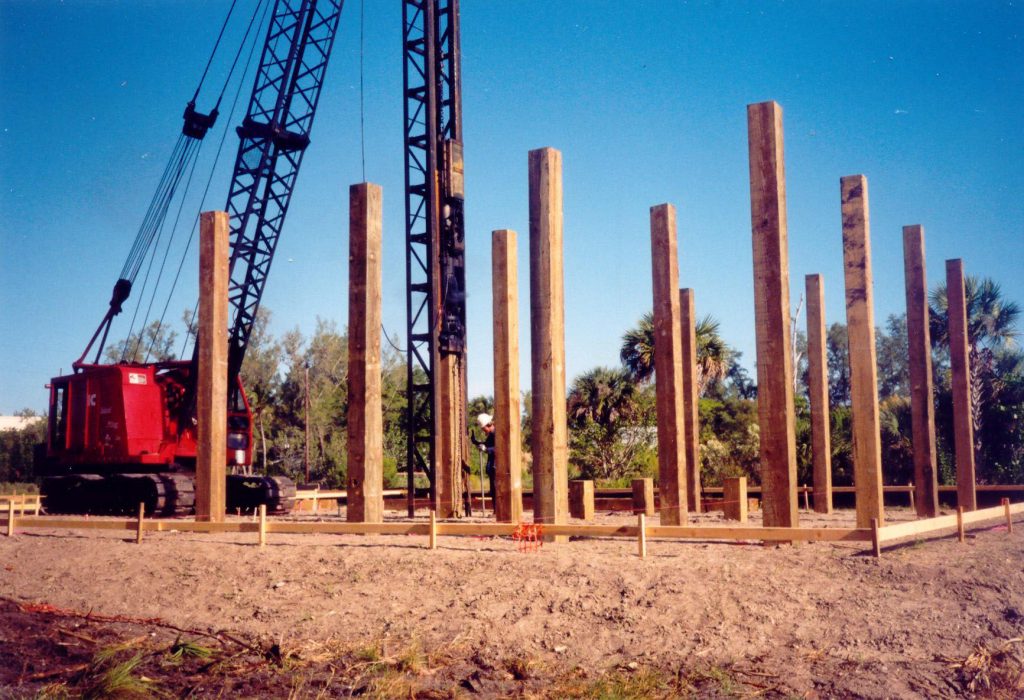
xmin=903 ymin=226 xmax=940 ymax=517
xmin=346 ymin=183 xmax=385 ymax=523
xmin=646 ymin=525 xmax=872 ymax=542
xmin=877 ymin=502 xmax=1024 ymax=542
xmin=196 ymin=210 xmax=229 ymax=522
xmin=492 ymin=229 xmax=524 ymax=522
xmin=650 ymin=203 xmax=688 ymax=525
xmin=805 ymin=274 xmax=833 ymax=514
xmin=747 ymin=101 xmax=799 ymax=528
xmin=946 ymin=259 xmax=978 ymax=511
xmin=268 ymin=521 xmax=433 ymax=536
xmin=529 ymin=147 xmax=569 ymax=537
xmin=293 ymin=489 xmax=404 ymax=501
xmin=679 ymin=288 xmax=702 ymax=513
xmin=840 ymin=175 xmax=884 ymax=528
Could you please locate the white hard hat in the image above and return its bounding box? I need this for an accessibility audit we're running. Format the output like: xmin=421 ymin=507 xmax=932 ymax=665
xmin=476 ymin=413 xmax=493 ymax=429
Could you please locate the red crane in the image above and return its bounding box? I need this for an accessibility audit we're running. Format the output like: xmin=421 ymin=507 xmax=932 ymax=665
xmin=40 ymin=0 xmax=346 ymax=515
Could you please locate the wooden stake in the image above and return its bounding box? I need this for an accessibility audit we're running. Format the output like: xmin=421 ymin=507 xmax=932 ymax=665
xmin=1003 ymin=498 xmax=1013 ymax=533
xmin=840 ymin=175 xmax=884 ymax=529
xmin=805 ymin=273 xmax=833 ymax=514
xmin=956 ymin=506 xmax=965 ymax=543
xmin=650 ymin=203 xmax=688 ymax=525
xmin=908 ymin=482 xmax=916 ymax=512
xmin=346 ymin=183 xmax=384 ymax=523
xmin=903 ymin=226 xmax=939 ymax=517
xmin=6 ymin=501 xmax=14 ymax=537
xmin=258 ymin=504 xmax=267 ymax=547
xmin=492 ymin=229 xmax=524 ymax=523
xmin=747 ymin=101 xmax=798 ymax=528
xmin=802 ymin=486 xmax=810 ymax=512
xmin=196 ymin=210 xmax=229 ymax=523
xmin=871 ymin=518 xmax=881 ymax=558
xmin=637 ymin=513 xmax=647 ymax=559
xmin=529 ymin=148 xmax=569 ymax=538
xmin=679 ymin=288 xmax=701 ymax=513
xmin=428 ymin=510 xmax=437 ymax=550
xmin=947 ymin=259 xmax=977 ymax=512
xmin=136 ymin=502 xmax=145 ymax=544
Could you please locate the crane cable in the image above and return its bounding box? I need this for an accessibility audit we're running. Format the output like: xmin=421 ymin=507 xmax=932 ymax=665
xmin=175 ymin=0 xmax=273 ymax=361
xmin=193 ymin=0 xmax=241 ymax=104
xmin=359 ymin=0 xmax=366 ymax=181
xmin=114 ymin=0 xmax=269 ymax=362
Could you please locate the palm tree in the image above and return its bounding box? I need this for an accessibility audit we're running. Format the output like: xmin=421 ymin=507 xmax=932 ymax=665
xmin=929 ymin=276 xmax=1020 ymax=352
xmin=619 ymin=312 xmax=732 ymax=394
xmin=929 ymin=275 xmax=1021 ymax=464
xmin=566 ymin=367 xmax=653 ymax=481
xmin=567 ymin=367 xmax=637 ymax=427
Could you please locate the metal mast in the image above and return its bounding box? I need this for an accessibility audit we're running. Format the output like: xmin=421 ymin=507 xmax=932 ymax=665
xmin=402 ymin=0 xmax=468 ymax=516
xmin=223 ymin=0 xmax=345 ymax=406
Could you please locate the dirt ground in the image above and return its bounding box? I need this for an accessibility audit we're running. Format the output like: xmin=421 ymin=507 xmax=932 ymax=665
xmin=1 ymin=506 xmax=1022 ymax=699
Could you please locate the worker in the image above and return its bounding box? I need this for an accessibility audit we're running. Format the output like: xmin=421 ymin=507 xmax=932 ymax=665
xmin=471 ymin=413 xmax=496 ymax=509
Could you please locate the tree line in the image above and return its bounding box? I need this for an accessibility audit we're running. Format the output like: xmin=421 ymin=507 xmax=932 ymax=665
xmin=2 ymin=276 xmax=1021 ymax=491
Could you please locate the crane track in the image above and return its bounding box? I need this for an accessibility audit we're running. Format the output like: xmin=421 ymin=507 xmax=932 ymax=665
xmin=41 ymin=474 xmax=294 ymax=516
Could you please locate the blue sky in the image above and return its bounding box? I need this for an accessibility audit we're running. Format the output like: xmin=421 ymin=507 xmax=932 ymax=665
xmin=1 ymin=0 xmax=1022 ymax=414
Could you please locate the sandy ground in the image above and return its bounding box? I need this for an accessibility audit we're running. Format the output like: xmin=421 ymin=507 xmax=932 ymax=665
xmin=1 ymin=506 xmax=1022 ymax=698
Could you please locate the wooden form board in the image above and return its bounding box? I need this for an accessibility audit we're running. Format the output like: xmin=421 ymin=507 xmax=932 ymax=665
xmin=679 ymin=288 xmax=702 ymax=513
xmin=0 ymin=495 xmax=41 ymax=516
xmin=746 ymin=101 xmax=798 ymax=528
xmin=805 ymin=274 xmax=833 ymax=514
xmin=840 ymin=175 xmax=885 ymax=528
xmin=10 ymin=515 xmax=873 ymax=543
xmin=492 ymin=229 xmax=524 ymax=523
xmin=16 ymin=507 xmax=1022 ymax=554
xmin=293 ymin=489 xmax=405 ymax=501
xmin=528 ymin=148 xmax=569 ymax=532
xmin=346 ymin=183 xmax=384 ymax=523
xmin=902 ymin=226 xmax=940 ymax=517
xmin=878 ymin=501 xmax=1023 ymax=543
xmin=650 ymin=203 xmax=688 ymax=525
xmin=196 ymin=210 xmax=229 ymax=523
xmin=946 ymin=259 xmax=978 ymax=512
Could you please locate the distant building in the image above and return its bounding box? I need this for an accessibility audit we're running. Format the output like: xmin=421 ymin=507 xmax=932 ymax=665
xmin=0 ymin=416 xmax=44 ymax=431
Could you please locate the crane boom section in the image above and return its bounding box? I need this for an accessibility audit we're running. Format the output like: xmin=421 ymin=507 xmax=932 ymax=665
xmin=224 ymin=0 xmax=344 ymax=400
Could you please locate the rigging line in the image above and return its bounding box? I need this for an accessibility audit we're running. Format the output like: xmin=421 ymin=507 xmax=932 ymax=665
xmin=142 ymin=141 xmax=206 ymax=364
xmin=216 ymin=0 xmax=268 ymax=108
xmin=120 ymin=135 xmax=187 ymax=281
xmin=178 ymin=0 xmax=273 ymax=361
xmin=382 ymin=324 xmax=406 ymax=354
xmin=122 ymin=139 xmax=200 ymax=360
xmin=126 ymin=137 xmax=195 ymax=282
xmin=193 ymin=0 xmax=241 ymax=104
xmin=359 ymin=0 xmax=366 ymax=181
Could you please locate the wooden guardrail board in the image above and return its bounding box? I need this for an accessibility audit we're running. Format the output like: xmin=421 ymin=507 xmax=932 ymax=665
xmin=878 ymin=502 xmax=1022 ymax=543
xmin=647 ymin=525 xmax=871 ymax=542
xmin=11 ymin=504 xmax=1019 ymax=555
xmin=293 ymin=489 xmax=405 ymax=501
xmin=15 ymin=517 xmax=260 ymax=534
xmin=268 ymin=521 xmax=430 ymax=536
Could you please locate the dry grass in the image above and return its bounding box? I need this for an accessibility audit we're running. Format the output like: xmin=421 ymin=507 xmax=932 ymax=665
xmin=944 ymin=636 xmax=1024 ymax=698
